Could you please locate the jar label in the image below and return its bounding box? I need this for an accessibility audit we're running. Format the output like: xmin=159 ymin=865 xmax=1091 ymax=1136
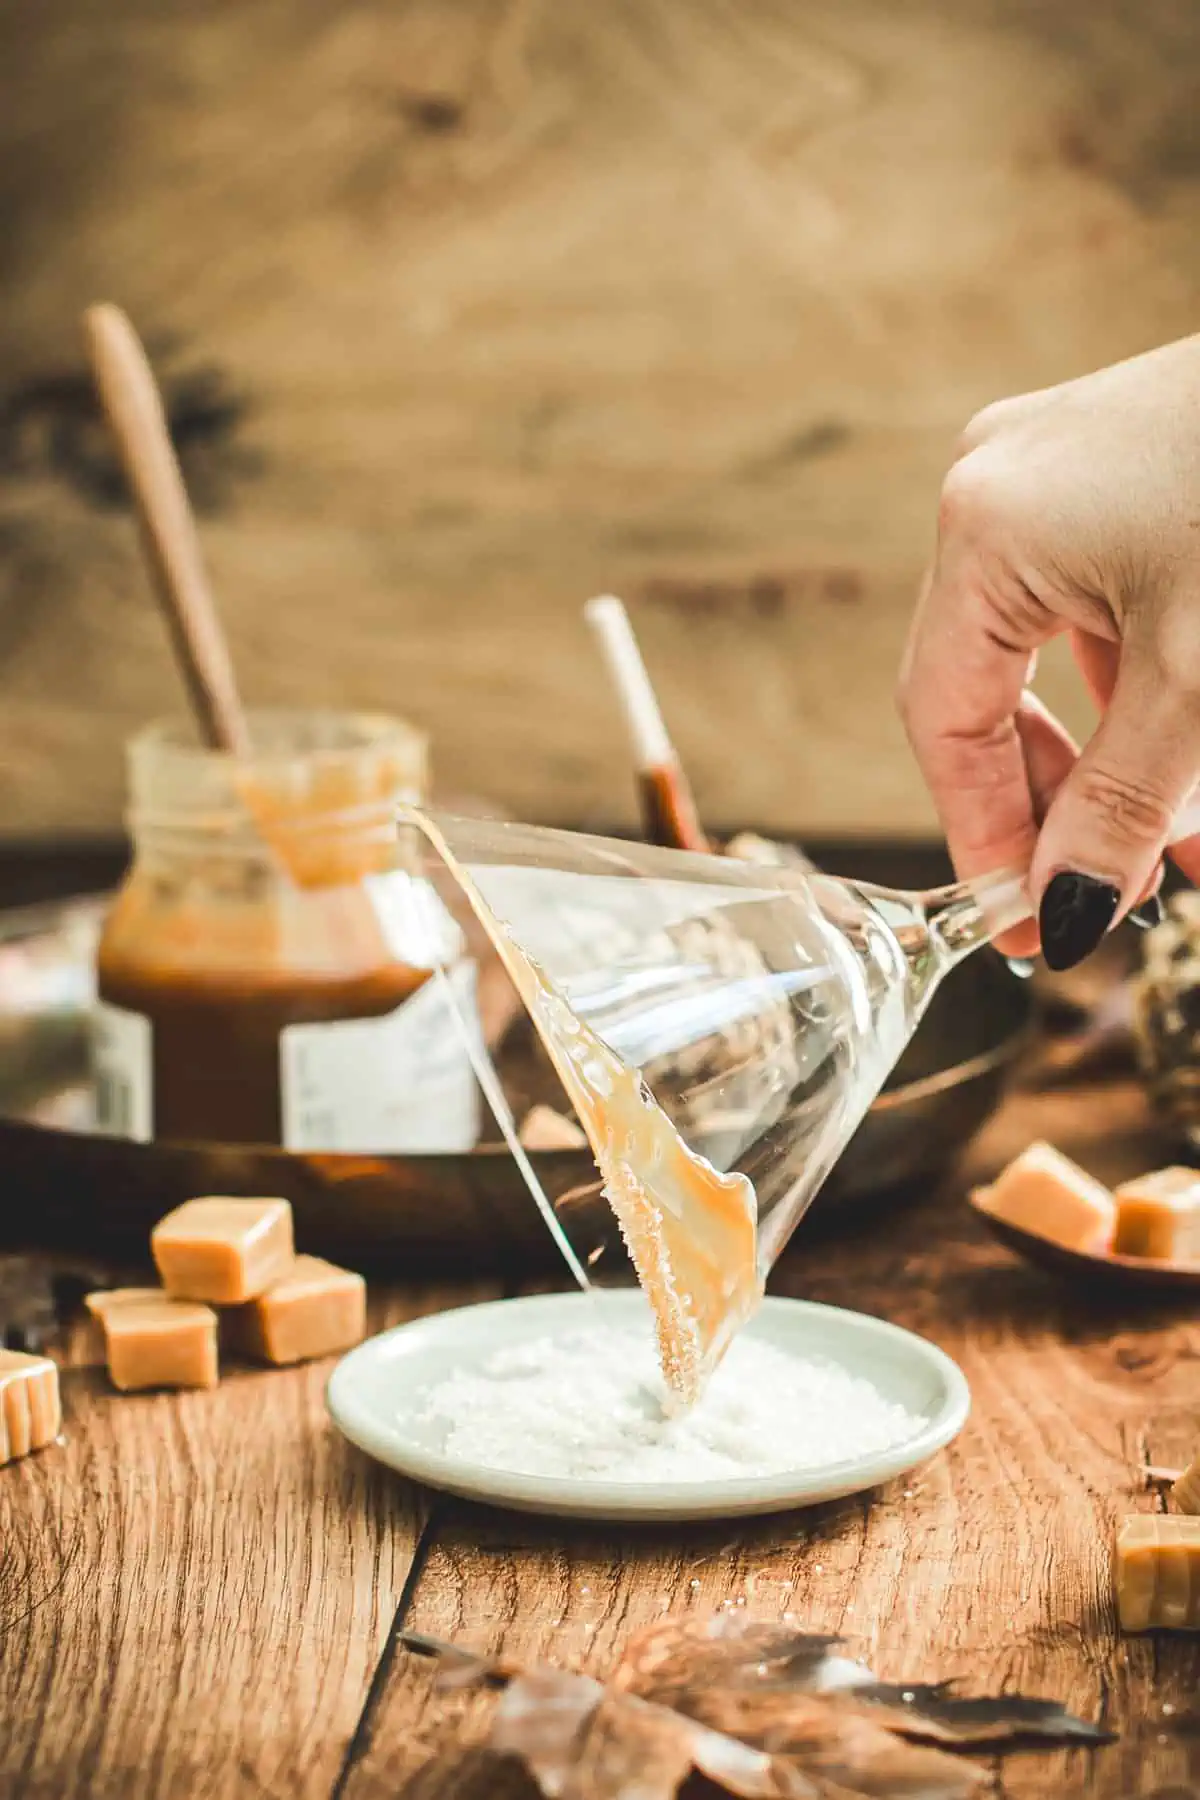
xmin=279 ymin=957 xmax=482 ymax=1153
xmin=90 ymin=1001 xmax=154 ymax=1142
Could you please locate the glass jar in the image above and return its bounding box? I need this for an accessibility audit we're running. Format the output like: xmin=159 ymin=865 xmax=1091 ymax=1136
xmin=91 ymin=710 xmax=482 ymax=1150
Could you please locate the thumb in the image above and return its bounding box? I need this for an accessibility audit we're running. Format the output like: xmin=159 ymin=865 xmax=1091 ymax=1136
xmin=1031 ymin=640 xmax=1200 ymax=971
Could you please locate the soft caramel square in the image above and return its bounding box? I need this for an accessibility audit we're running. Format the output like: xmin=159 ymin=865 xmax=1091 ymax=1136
xmin=97 ymin=1293 xmax=219 ymax=1391
xmin=81 ymin=1287 xmax=165 ymax=1362
xmin=152 ymin=1197 xmax=294 ymax=1303
xmin=0 ymin=1350 xmax=61 ymax=1464
xmin=973 ymin=1141 xmax=1115 ymax=1253
xmin=1116 ymin=1515 xmax=1200 ymax=1631
xmin=224 ymin=1255 xmax=366 ymax=1366
xmin=1113 ymin=1167 xmax=1200 ymax=1261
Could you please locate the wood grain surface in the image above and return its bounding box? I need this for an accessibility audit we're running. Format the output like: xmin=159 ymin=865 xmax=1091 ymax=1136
xmin=3 ymin=1 xmax=1200 ymax=839
xmin=338 ymin=1080 xmax=1200 ymax=1800
xmin=2 ymin=1054 xmax=1199 ymax=1795
xmin=0 ymin=1285 xmax=495 ymax=1800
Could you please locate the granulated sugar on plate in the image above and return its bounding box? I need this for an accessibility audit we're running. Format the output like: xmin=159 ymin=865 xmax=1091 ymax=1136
xmin=415 ymin=1324 xmax=919 ymax=1484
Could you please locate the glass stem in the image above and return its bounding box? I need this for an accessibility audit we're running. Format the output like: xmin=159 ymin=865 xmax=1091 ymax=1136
xmin=923 ymin=867 xmax=1033 ymax=966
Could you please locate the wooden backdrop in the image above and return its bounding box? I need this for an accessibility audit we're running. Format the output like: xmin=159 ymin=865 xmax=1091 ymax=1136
xmin=2 ymin=0 xmax=1199 ymax=841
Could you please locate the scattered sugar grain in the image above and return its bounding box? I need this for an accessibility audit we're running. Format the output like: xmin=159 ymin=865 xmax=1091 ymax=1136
xmin=416 ymin=1324 xmax=919 ymax=1484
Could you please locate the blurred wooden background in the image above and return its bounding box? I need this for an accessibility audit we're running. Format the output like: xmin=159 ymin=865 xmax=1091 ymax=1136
xmin=1 ymin=0 xmax=1199 ymax=841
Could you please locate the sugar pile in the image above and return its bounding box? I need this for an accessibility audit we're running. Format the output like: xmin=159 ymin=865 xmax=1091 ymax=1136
xmin=416 ymin=1324 xmax=919 ymax=1483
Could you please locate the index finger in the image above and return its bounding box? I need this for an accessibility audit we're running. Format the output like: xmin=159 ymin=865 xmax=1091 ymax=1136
xmin=898 ymin=546 xmax=1050 ymax=883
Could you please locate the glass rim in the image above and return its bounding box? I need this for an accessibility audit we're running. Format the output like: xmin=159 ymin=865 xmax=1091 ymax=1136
xmin=133 ymin=707 xmax=427 ymax=772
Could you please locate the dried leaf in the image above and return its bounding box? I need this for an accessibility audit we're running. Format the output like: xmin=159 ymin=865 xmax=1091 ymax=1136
xmin=399 ymin=1629 xmax=512 ymax=1689
xmin=404 ymin=1642 xmax=804 ymax=1799
xmin=491 ymin=1666 xmax=878 ymax=1800
xmin=852 ymin=1684 xmax=1114 ymax=1749
xmin=612 ymin=1621 xmax=981 ymax=1798
xmin=492 ymin=1672 xmax=700 ymax=1800
xmin=614 ymin=1617 xmax=856 ymax=1706
xmin=400 ymin=1632 xmax=984 ymax=1800
xmin=613 ymin=1617 xmax=1110 ymax=1751
xmin=397 ymin=1615 xmax=1109 ymax=1800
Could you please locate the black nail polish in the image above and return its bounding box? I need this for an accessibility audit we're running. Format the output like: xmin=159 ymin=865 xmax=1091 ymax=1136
xmin=1039 ymin=871 xmax=1121 ymax=971
xmin=1129 ymin=895 xmax=1166 ymax=932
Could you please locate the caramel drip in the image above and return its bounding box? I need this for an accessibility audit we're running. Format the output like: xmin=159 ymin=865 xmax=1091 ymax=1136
xmin=400 ymin=810 xmax=764 ymax=1408
xmin=510 ymin=947 xmax=760 ymax=1407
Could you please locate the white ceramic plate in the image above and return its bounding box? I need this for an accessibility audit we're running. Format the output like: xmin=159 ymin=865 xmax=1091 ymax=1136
xmin=326 ymin=1290 xmax=969 ymax=1522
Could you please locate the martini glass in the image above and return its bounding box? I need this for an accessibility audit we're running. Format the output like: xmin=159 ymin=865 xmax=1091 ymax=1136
xmin=396 ymin=806 xmax=1197 ymax=1402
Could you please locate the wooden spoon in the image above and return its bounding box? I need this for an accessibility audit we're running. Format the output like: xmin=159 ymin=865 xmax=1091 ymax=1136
xmin=81 ymin=307 xmax=337 ymax=887
xmin=82 ymin=303 xmax=250 ymax=756
xmin=81 ymin=304 xmax=524 ymax=1030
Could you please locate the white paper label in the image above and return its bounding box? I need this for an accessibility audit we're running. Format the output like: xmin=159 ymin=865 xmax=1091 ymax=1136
xmin=90 ymin=1001 xmax=154 ymax=1142
xmin=279 ymin=958 xmax=482 ymax=1153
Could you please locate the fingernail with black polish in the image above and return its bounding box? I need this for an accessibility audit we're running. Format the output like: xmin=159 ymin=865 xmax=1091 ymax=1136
xmin=1039 ymin=871 xmax=1121 ymax=971
xmin=1129 ymin=895 xmax=1166 ymax=932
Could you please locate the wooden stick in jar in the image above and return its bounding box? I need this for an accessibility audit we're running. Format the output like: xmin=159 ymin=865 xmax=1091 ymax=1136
xmin=584 ymin=594 xmax=709 ymax=853
xmin=82 ymin=303 xmax=250 ymax=757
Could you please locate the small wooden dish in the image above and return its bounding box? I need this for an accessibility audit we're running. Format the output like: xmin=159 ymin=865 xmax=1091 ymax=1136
xmin=968 ymin=1193 xmax=1200 ymax=1293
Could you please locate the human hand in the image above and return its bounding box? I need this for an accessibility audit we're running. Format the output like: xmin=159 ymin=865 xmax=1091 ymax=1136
xmin=898 ymin=336 xmax=1200 ymax=969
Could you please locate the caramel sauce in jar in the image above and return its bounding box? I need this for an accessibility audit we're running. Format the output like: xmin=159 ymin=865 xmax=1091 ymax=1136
xmin=93 ymin=712 xmax=479 ymax=1149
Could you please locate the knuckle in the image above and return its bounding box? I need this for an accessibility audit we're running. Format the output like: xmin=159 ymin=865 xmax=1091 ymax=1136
xmin=930 ymin=720 xmax=1021 ymax=800
xmin=954 ymin=399 xmax=1013 ymax=460
xmin=937 ymin=448 xmax=997 ymax=542
xmin=1071 ymin=765 xmax=1176 ymax=844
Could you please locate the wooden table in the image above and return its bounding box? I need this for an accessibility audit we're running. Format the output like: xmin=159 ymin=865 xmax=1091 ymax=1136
xmin=2 ymin=1061 xmax=1198 ymax=1799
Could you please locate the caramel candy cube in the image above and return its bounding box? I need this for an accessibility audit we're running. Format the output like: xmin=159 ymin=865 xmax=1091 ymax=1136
xmin=518 ymin=1104 xmax=587 ymax=1151
xmin=974 ymin=1142 xmax=1115 ymax=1253
xmin=152 ymin=1197 xmax=294 ymax=1303
xmin=225 ymin=1256 xmax=366 ymax=1365
xmin=1113 ymin=1167 xmax=1200 ymax=1261
xmin=94 ymin=1292 xmax=218 ymax=1391
xmin=81 ymin=1286 xmax=167 ymax=1362
xmin=1116 ymin=1515 xmax=1200 ymax=1630
xmin=0 ymin=1350 xmax=61 ymax=1464
xmin=1172 ymin=1453 xmax=1200 ymax=1515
